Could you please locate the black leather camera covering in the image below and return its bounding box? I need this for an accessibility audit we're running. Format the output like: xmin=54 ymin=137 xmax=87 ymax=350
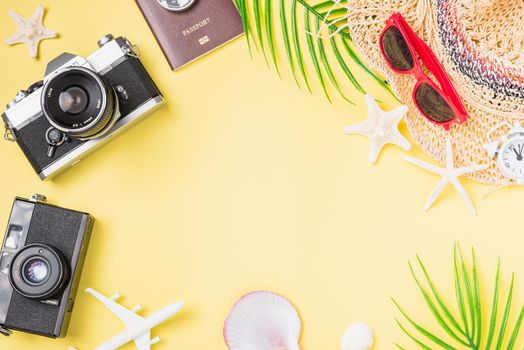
xmin=4 ymin=202 xmax=92 ymax=338
xmin=14 ymin=56 xmax=161 ymax=174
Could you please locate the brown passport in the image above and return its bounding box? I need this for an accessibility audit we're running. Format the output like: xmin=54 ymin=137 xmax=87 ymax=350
xmin=135 ymin=0 xmax=244 ymax=70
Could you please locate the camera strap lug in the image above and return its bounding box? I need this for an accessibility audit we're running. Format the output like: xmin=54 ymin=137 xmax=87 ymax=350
xmin=122 ymin=41 xmax=140 ymax=59
xmin=0 ymin=326 xmax=12 ymax=337
xmin=4 ymin=123 xmax=15 ymax=142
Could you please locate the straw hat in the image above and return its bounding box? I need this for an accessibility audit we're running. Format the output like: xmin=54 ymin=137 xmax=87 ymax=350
xmin=345 ymin=0 xmax=524 ymax=185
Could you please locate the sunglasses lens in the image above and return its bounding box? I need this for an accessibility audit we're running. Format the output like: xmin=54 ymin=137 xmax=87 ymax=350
xmin=415 ymin=83 xmax=455 ymax=123
xmin=381 ymin=26 xmax=414 ymax=71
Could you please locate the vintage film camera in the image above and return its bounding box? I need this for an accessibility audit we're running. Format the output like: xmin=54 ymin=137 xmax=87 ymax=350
xmin=2 ymin=34 xmax=164 ymax=180
xmin=0 ymin=195 xmax=94 ymax=338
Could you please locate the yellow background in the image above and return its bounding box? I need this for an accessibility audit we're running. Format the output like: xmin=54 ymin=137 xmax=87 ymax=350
xmin=1 ymin=1 xmax=524 ymax=349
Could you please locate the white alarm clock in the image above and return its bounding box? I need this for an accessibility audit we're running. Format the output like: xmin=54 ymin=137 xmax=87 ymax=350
xmin=484 ymin=123 xmax=524 ymax=185
xmin=158 ymin=0 xmax=197 ymax=12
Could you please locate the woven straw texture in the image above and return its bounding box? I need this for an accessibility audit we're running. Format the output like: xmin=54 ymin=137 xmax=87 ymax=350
xmin=345 ymin=0 xmax=524 ymax=185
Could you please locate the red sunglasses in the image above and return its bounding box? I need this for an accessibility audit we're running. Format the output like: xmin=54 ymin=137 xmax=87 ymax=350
xmin=379 ymin=13 xmax=468 ymax=130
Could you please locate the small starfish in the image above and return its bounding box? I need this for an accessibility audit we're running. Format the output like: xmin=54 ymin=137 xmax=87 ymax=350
xmin=4 ymin=4 xmax=57 ymax=58
xmin=404 ymin=137 xmax=488 ymax=215
xmin=344 ymin=94 xmax=411 ymax=163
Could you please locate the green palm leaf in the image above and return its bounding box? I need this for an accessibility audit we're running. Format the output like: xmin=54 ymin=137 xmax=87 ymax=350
xmin=396 ymin=245 xmax=524 ymax=350
xmin=234 ymin=0 xmax=397 ymax=103
xmin=486 ymin=260 xmax=501 ymax=350
xmin=253 ymin=0 xmax=269 ymax=65
xmin=265 ymin=0 xmax=280 ymax=76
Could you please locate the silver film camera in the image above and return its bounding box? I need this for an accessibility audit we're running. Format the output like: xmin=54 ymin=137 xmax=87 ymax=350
xmin=2 ymin=35 xmax=164 ymax=180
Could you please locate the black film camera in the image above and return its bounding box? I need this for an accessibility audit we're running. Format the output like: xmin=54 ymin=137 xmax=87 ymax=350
xmin=0 ymin=195 xmax=94 ymax=338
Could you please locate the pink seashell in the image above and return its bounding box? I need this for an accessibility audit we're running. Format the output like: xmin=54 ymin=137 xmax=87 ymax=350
xmin=224 ymin=291 xmax=301 ymax=350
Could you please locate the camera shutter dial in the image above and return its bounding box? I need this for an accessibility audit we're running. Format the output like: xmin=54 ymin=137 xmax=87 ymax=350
xmin=45 ymin=127 xmax=69 ymax=158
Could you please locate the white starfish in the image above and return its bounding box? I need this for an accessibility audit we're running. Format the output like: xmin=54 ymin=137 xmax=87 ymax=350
xmin=344 ymin=94 xmax=411 ymax=163
xmin=4 ymin=4 xmax=57 ymax=58
xmin=404 ymin=137 xmax=488 ymax=215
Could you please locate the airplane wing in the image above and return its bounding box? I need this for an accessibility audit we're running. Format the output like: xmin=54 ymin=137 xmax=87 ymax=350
xmin=133 ymin=333 xmax=152 ymax=350
xmin=85 ymin=288 xmax=143 ymax=328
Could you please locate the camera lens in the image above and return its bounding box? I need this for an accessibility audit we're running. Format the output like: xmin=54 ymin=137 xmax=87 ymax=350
xmin=41 ymin=66 xmax=119 ymax=140
xmin=9 ymin=244 xmax=69 ymax=300
xmin=58 ymin=86 xmax=89 ymax=115
xmin=22 ymin=258 xmax=50 ymax=284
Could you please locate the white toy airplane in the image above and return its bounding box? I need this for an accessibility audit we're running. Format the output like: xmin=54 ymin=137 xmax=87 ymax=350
xmin=85 ymin=288 xmax=184 ymax=350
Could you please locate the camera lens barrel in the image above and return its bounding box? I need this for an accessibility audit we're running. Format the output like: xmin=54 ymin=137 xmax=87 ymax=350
xmin=8 ymin=244 xmax=70 ymax=300
xmin=41 ymin=66 xmax=119 ymax=140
